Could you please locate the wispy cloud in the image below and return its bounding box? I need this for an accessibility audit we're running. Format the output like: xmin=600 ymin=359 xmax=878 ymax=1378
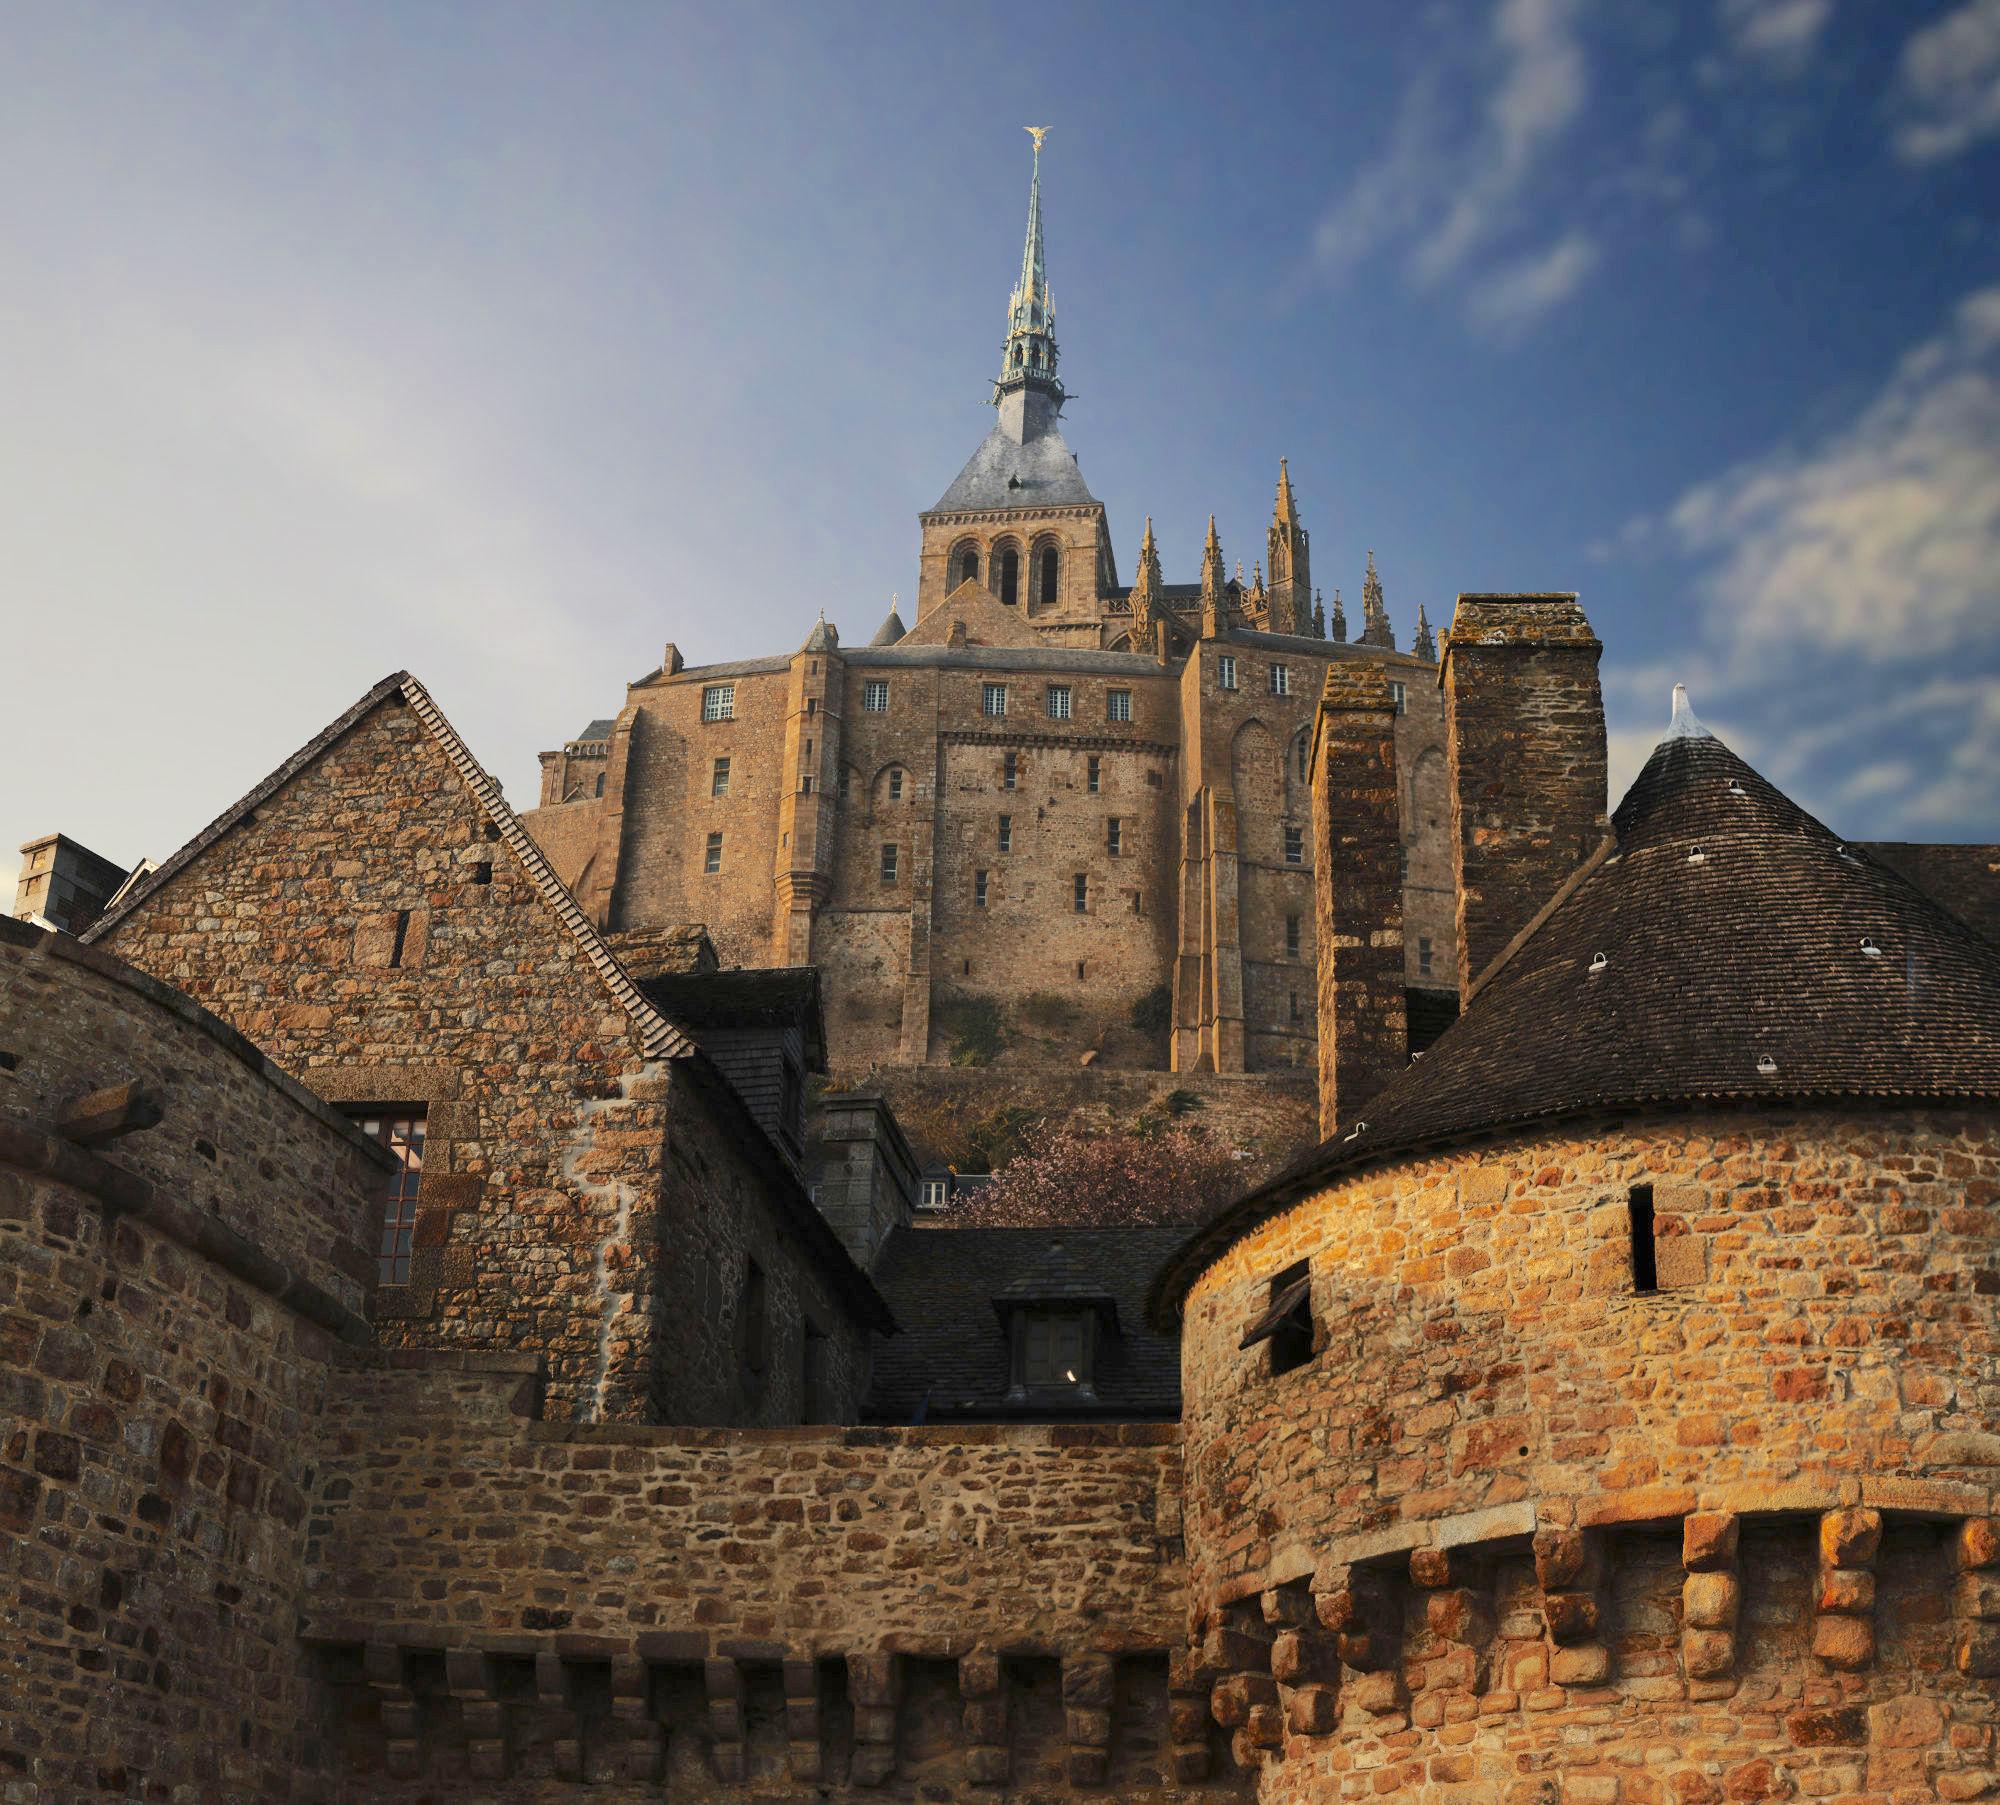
xmin=1607 ymin=287 xmax=2000 ymax=835
xmin=1309 ymin=0 xmax=1594 ymax=337
xmin=1466 ymin=231 xmax=1600 ymax=339
xmin=1718 ymin=0 xmax=1834 ymax=72
xmin=1892 ymin=0 xmax=2000 ymax=163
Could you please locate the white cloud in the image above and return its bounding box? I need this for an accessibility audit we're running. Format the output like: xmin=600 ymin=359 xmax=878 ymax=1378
xmin=1309 ymin=0 xmax=1594 ymax=335
xmin=1466 ymin=232 xmax=1600 ymax=338
xmin=1661 ymin=286 xmax=2000 ymax=658
xmin=1609 ymin=289 xmax=2000 ymax=837
xmin=1893 ymin=0 xmax=2000 ymax=163
xmin=1719 ymin=0 xmax=1833 ymax=71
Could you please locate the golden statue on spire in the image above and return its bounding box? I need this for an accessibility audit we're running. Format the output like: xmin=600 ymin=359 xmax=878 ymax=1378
xmin=1025 ymin=125 xmax=1050 ymax=153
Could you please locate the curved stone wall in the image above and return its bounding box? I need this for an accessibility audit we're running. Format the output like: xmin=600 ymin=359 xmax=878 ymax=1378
xmin=1176 ymin=1108 xmax=2000 ymax=1797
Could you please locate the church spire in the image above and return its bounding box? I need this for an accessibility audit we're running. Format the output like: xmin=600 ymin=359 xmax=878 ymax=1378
xmin=995 ymin=128 xmax=1062 ymax=407
xmin=1359 ymin=550 xmax=1396 ymax=649
xmin=1266 ymin=457 xmax=1311 ymax=635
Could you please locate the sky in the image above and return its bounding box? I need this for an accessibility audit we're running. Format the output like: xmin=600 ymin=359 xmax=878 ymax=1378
xmin=4 ymin=0 xmax=1998 ymax=905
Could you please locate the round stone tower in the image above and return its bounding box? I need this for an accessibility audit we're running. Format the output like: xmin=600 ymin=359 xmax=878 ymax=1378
xmin=1151 ymin=704 xmax=2000 ymax=1800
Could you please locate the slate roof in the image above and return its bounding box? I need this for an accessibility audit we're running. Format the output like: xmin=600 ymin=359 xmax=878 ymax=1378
xmin=1150 ymin=710 xmax=2000 ymax=1325
xmin=931 ymin=418 xmax=1099 ymax=513
xmin=869 ymin=607 xmax=908 ymax=647
xmin=866 ymin=1227 xmax=1183 ymax=1422
xmin=638 ymin=967 xmax=825 ymax=1070
xmin=1861 ymin=842 xmax=2000 ymax=947
xmin=570 ymin=719 xmax=616 ymax=744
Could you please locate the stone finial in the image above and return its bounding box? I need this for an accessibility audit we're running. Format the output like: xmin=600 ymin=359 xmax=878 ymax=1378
xmin=1413 ymin=604 xmax=1436 ymax=661
xmin=1329 ymin=586 xmax=1348 ymax=642
xmin=1665 ymin=682 xmax=1712 ymax=741
xmin=1359 ymin=551 xmax=1395 ymax=649
xmin=1312 ymin=591 xmax=1326 ymax=638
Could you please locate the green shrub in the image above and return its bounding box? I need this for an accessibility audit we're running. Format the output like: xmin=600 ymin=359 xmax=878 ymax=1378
xmin=1129 ymin=983 xmax=1172 ymax=1037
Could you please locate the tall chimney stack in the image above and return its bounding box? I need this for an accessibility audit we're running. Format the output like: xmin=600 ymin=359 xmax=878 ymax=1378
xmin=1310 ymin=664 xmax=1407 ymax=1140
xmin=1438 ymin=595 xmax=1608 ymax=1000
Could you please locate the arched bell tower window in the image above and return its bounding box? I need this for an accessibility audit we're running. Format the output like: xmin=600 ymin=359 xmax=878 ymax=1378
xmin=958 ymin=545 xmax=979 ymax=588
xmin=1038 ymin=547 xmax=1059 ymax=606
xmin=1001 ymin=548 xmax=1020 ymax=606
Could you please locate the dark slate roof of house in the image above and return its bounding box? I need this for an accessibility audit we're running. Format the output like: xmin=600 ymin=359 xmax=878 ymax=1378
xmin=1861 ymin=842 xmax=2000 ymax=947
xmin=638 ymin=967 xmax=825 ymax=1070
xmin=866 ymin=1227 xmax=1183 ymax=1422
xmin=570 ymin=719 xmax=616 ymax=744
xmin=1150 ymin=706 xmax=2000 ymax=1326
xmin=931 ymin=420 xmax=1099 ymax=513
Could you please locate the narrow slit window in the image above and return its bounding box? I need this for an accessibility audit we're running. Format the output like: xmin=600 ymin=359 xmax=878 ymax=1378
xmin=888 ymin=768 xmax=904 ymax=802
xmin=704 ymin=831 xmax=723 ymax=874
xmin=1629 ymin=1184 xmax=1658 ymax=1294
xmin=1003 ymin=750 xmax=1017 ymax=789
xmin=1073 ymin=873 xmax=1087 ymax=913
xmin=1107 ymin=818 xmax=1122 ymax=856
xmin=1285 ymin=914 xmax=1300 ymax=959
xmin=880 ymin=844 xmax=899 ymax=882
xmin=975 ymin=869 xmax=989 ymax=908
xmin=351 ymin=1111 xmax=426 ymax=1286
xmin=712 ymin=756 xmax=731 ymax=796
xmin=1087 ymin=755 xmax=1101 ymax=793
xmin=388 ymin=908 xmax=411 ymax=969
xmin=998 ymin=815 xmax=1012 ymax=854
xmin=1284 ymin=825 xmax=1304 ymax=865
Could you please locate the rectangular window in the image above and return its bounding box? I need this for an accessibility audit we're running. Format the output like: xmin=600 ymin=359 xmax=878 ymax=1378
xmin=975 ymin=869 xmax=989 ymax=908
xmin=888 ymin=768 xmax=903 ymax=802
xmin=1389 ymin=680 xmax=1407 ymax=716
xmin=1286 ymin=914 xmax=1300 ymax=958
xmin=1107 ymin=689 xmax=1132 ymax=723
xmin=1218 ymin=655 xmax=1238 ymax=691
xmin=1418 ymin=934 xmax=1433 ymax=977
xmin=1073 ymin=873 xmax=1087 ymax=913
xmin=711 ymin=756 xmax=730 ymax=797
xmin=863 ymin=679 xmax=889 ymax=713
xmin=998 ymin=815 xmax=1012 ymax=854
xmin=702 ymin=683 xmax=734 ymax=722
xmin=1003 ymin=750 xmax=1018 ymax=790
xmin=704 ymin=831 xmax=723 ymax=874
xmin=1087 ymin=754 xmax=1100 ymax=794
xmin=1022 ymin=1311 xmax=1090 ymax=1388
xmin=799 ymin=774 xmax=812 ymax=794
xmin=920 ymin=1179 xmax=950 ymax=1209
xmin=983 ymin=682 xmax=1007 ymax=718
xmin=1046 ymin=685 xmax=1072 ymax=721
xmin=880 ymin=844 xmax=898 ymax=882
xmin=1240 ymin=1259 xmax=1314 ymax=1375
xmin=1284 ymin=825 xmax=1304 ymax=865
xmin=1107 ymin=818 xmax=1122 ymax=856
xmin=806 ymin=697 xmax=817 ymax=716
xmin=351 ymin=1112 xmax=426 ymax=1286
xmin=838 ymin=766 xmax=851 ymax=798
xmin=1269 ymin=663 xmax=1290 ymax=696
xmin=1289 ymin=989 xmax=1301 ymax=1023
xmin=1629 ymin=1185 xmax=1658 ymax=1294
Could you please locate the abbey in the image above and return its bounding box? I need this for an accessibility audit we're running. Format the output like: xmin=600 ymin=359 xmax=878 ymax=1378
xmin=525 ymin=136 xmax=1457 ymax=1078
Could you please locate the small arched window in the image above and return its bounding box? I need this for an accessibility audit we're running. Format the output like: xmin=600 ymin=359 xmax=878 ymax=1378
xmin=1000 ymin=548 xmax=1020 ymax=606
xmin=959 ymin=547 xmax=979 ymax=587
xmin=1038 ymin=547 xmax=1058 ymax=606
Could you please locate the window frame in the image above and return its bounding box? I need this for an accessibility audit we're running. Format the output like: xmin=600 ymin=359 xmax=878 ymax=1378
xmin=704 ymin=831 xmax=724 ymax=874
xmin=1269 ymin=663 xmax=1290 ymax=696
xmin=880 ymin=843 xmax=899 ymax=883
xmin=1045 ymin=684 xmax=1072 ymax=722
xmin=1073 ymin=872 xmax=1088 ymax=914
xmin=1217 ymin=655 xmax=1238 ymax=691
xmin=1240 ymin=1260 xmax=1314 ymax=1375
xmin=701 ymin=683 xmax=735 ymax=723
xmin=1107 ymin=689 xmax=1132 ymax=724
xmin=351 ymin=1110 xmax=427 ymax=1287
xmin=974 ymin=869 xmax=989 ymax=909
xmin=862 ymin=679 xmax=890 ymax=714
xmin=1284 ymin=824 xmax=1305 ymax=866
xmin=1107 ymin=817 xmax=1122 ymax=856
xmin=998 ymin=815 xmax=1012 ymax=854
xmin=983 ymin=683 xmax=1008 ymax=719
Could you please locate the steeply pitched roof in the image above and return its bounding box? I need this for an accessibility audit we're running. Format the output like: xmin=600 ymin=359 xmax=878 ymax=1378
xmin=869 ymin=607 xmax=908 ymax=647
xmin=1861 ymin=841 xmax=2000 ymax=946
xmin=866 ymin=1227 xmax=1182 ymax=1422
xmin=571 ymin=718 xmax=616 ymax=743
xmin=1150 ymin=709 xmax=2000 ymax=1324
xmin=84 ymin=674 xmax=695 ymax=1062
xmin=930 ymin=417 xmax=1099 ymax=513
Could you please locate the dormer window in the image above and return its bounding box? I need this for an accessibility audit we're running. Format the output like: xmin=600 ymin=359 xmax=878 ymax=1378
xmin=1019 ymin=1311 xmax=1091 ymax=1390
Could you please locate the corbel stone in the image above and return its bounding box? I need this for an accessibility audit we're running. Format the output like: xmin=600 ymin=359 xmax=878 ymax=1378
xmin=1062 ymin=1654 xmax=1115 ymax=1786
xmin=445 ymin=1648 xmax=509 ymax=1782
xmin=1166 ymin=1646 xmax=1212 ymax=1785
xmin=705 ymin=1658 xmax=745 ymax=1783
xmin=784 ymin=1658 xmax=822 ymax=1783
xmin=1954 ymin=1517 xmax=2000 ymax=1677
xmin=960 ymin=1649 xmax=1007 ymax=1788
xmin=1313 ymin=1563 xmax=1401 ymax=1673
xmin=847 ymin=1652 xmax=900 ymax=1788
xmin=533 ymin=1651 xmax=584 ymax=1782
xmin=609 ymin=1653 xmax=662 ymax=1783
xmin=1814 ymin=1509 xmax=1881 ymax=1672
xmin=1681 ymin=1512 xmax=1741 ymax=1692
xmin=1535 ymin=1528 xmax=1611 ymax=1688
xmin=1264 ymin=1582 xmax=1339 ymax=1735
xmin=1410 ymin=1547 xmax=1496 ymax=1723
xmin=362 ymin=1643 xmax=422 ymax=1782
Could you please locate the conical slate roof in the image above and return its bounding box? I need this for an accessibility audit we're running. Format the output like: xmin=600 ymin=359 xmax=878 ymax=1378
xmin=869 ymin=606 xmax=907 ymax=647
xmin=1151 ymin=700 xmax=2000 ymax=1322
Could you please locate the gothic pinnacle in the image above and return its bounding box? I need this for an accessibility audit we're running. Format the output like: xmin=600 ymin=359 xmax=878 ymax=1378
xmin=1413 ymin=603 xmax=1437 ymax=661
xmin=996 ymin=128 xmax=1061 ymax=400
xmin=1360 ymin=551 xmax=1395 ymax=649
xmin=1329 ymin=586 xmax=1348 ymax=642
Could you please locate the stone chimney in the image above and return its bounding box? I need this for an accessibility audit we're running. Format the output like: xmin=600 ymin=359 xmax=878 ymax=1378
xmin=806 ymin=1092 xmax=919 ymax=1272
xmin=1310 ymin=665 xmax=1407 ymax=1140
xmin=1438 ymin=594 xmax=1608 ymax=1000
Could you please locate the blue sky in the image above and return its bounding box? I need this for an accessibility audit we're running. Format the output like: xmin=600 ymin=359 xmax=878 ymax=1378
xmin=4 ymin=0 xmax=1998 ymax=903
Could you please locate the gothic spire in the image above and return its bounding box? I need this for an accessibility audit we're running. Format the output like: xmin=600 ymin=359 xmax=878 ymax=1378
xmin=1266 ymin=456 xmax=1311 ymax=634
xmin=1359 ymin=550 xmax=1396 ymax=649
xmin=1329 ymin=586 xmax=1348 ymax=642
xmin=1200 ymin=516 xmax=1226 ymax=598
xmin=996 ymin=128 xmax=1062 ymax=404
xmin=1134 ymin=516 xmax=1164 ymax=608
xmin=1413 ymin=604 xmax=1436 ymax=661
